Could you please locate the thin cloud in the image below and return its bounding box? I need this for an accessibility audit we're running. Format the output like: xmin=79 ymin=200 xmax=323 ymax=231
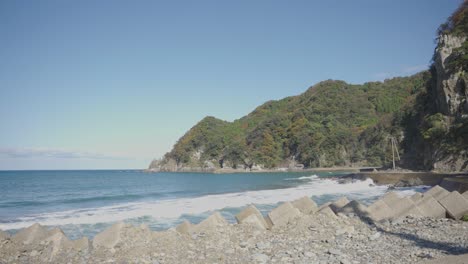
xmin=373 ymin=64 xmax=429 ymax=81
xmin=373 ymin=72 xmax=392 ymax=80
xmin=0 ymin=147 xmax=128 ymax=160
xmin=402 ymin=64 xmax=429 ymax=74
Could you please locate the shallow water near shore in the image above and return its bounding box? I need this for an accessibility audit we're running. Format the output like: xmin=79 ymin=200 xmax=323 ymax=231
xmin=0 ymin=170 xmax=428 ymax=239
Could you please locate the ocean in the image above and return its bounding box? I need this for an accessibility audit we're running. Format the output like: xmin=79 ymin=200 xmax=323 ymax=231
xmin=0 ymin=170 xmax=427 ymax=239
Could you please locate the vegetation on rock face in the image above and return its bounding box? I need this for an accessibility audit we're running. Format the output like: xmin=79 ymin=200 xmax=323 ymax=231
xmin=438 ymin=1 xmax=468 ymax=73
xmin=438 ymin=1 xmax=468 ymax=37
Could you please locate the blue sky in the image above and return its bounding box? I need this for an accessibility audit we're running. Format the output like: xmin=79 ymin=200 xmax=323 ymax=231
xmin=0 ymin=0 xmax=462 ymax=170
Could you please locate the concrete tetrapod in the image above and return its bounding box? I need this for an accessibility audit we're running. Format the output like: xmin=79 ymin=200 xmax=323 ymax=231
xmin=462 ymin=190 xmax=468 ymax=200
xmin=175 ymin=220 xmax=193 ymax=234
xmin=192 ymin=212 xmax=228 ymax=233
xmin=367 ymin=200 xmax=394 ymax=222
xmin=414 ymin=195 xmax=446 ymax=218
xmin=12 ymin=223 xmax=60 ymax=245
xmin=424 ymin=185 xmax=450 ymax=202
xmin=266 ymin=202 xmax=301 ymax=227
xmin=384 ymin=196 xmax=424 ymax=220
xmin=438 ymin=191 xmax=468 ymax=220
xmin=235 ymin=205 xmax=269 ymax=230
xmin=338 ymin=200 xmax=369 ymax=218
xmin=410 ymin=192 xmax=423 ymax=203
xmin=93 ymin=222 xmax=127 ymax=249
xmin=291 ymin=196 xmax=318 ymax=215
xmin=0 ymin=229 xmax=10 ymax=241
xmin=317 ymin=205 xmax=338 ymax=219
xmin=329 ymin=197 xmax=350 ymax=213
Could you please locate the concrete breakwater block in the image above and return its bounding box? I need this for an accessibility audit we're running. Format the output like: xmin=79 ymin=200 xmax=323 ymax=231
xmin=93 ymin=222 xmax=126 ymax=249
xmin=242 ymin=214 xmax=269 ymax=230
xmin=385 ymin=197 xmax=423 ymax=220
xmin=438 ymin=191 xmax=468 ymax=220
xmin=463 ymin=191 xmax=468 ymax=200
xmin=317 ymin=206 xmax=338 ymax=219
xmin=318 ymin=202 xmax=332 ymax=211
xmin=45 ymin=231 xmax=69 ymax=256
xmin=414 ymin=195 xmax=446 ymax=218
xmin=410 ymin=192 xmax=423 ymax=203
xmin=192 ymin=212 xmax=228 ymax=232
xmin=0 ymin=229 xmax=10 ymax=240
xmin=71 ymin=237 xmax=90 ymax=252
xmin=381 ymin=192 xmax=401 ymax=205
xmin=367 ymin=200 xmax=393 ymax=222
xmin=425 ymin=185 xmax=450 ymax=201
xmin=12 ymin=223 xmax=60 ymax=245
xmin=338 ymin=200 xmax=368 ymax=217
xmin=45 ymin=231 xmax=87 ymax=257
xmin=266 ymin=202 xmax=301 ymax=227
xmin=175 ymin=220 xmax=193 ymax=234
xmin=235 ymin=205 xmax=269 ymax=230
xmin=291 ymin=196 xmax=318 ymax=215
xmin=375 ymin=192 xmax=424 ymax=220
xmin=329 ymin=197 xmax=350 ymax=213
xmin=264 ymin=216 xmax=274 ymax=229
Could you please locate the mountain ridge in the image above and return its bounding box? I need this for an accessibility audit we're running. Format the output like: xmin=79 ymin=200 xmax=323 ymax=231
xmin=149 ymin=2 xmax=468 ymax=173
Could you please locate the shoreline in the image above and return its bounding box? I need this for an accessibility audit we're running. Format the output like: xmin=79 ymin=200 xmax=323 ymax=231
xmin=344 ymin=171 xmax=468 ymax=193
xmin=145 ymin=166 xmax=375 ymax=174
xmin=144 ymin=167 xmax=468 ymax=193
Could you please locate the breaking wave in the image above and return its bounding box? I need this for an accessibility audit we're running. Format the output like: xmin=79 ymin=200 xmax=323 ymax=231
xmin=0 ymin=175 xmax=425 ymax=232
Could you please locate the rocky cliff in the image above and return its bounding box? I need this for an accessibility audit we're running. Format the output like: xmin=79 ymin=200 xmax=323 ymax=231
xmin=432 ymin=34 xmax=467 ymax=116
xmin=407 ymin=2 xmax=468 ymax=172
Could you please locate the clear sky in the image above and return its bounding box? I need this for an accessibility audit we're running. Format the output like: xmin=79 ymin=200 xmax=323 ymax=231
xmin=0 ymin=0 xmax=463 ymax=170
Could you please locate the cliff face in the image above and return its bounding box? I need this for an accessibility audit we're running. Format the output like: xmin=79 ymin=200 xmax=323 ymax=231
xmin=415 ymin=3 xmax=468 ymax=172
xmin=149 ymin=3 xmax=468 ymax=173
xmin=423 ymin=32 xmax=468 ymax=172
xmin=432 ymin=34 xmax=467 ymax=117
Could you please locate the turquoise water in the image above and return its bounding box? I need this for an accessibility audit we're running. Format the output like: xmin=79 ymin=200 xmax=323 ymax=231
xmin=0 ymin=170 xmax=425 ymax=239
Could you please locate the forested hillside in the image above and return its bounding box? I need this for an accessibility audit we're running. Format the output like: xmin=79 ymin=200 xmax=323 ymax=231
xmin=150 ymin=2 xmax=468 ymax=172
xmin=151 ymin=73 xmax=429 ymax=171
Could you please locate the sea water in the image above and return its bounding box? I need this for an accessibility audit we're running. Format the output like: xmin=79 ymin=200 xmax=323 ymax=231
xmin=0 ymin=170 xmax=427 ymax=239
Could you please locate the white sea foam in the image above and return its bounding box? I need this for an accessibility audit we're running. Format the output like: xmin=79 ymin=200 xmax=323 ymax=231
xmin=0 ymin=176 xmax=424 ymax=231
xmin=297 ymin=175 xmax=319 ymax=180
xmin=285 ymin=174 xmax=319 ymax=180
